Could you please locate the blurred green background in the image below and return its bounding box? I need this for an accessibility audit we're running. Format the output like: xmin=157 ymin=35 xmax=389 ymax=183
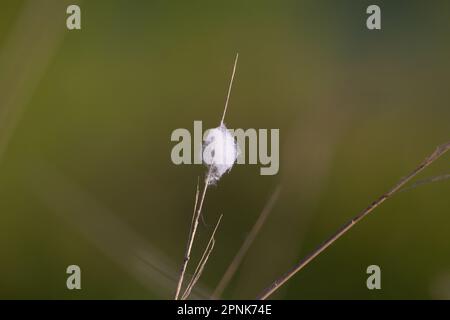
xmin=0 ymin=0 xmax=449 ymax=299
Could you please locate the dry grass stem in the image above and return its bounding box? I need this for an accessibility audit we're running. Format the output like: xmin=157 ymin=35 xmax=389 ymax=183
xmin=175 ymin=173 xmax=211 ymax=299
xmin=175 ymin=54 xmax=239 ymax=299
xmin=182 ymin=214 xmax=223 ymax=300
xmin=174 ymin=178 xmax=200 ymax=299
xmin=212 ymin=185 xmax=282 ymax=299
xmin=220 ymin=53 xmax=239 ymax=125
xmin=400 ymin=173 xmax=450 ymax=193
xmin=257 ymin=141 xmax=450 ymax=300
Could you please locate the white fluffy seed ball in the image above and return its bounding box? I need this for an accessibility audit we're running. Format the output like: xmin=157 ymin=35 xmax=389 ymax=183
xmin=202 ymin=124 xmax=239 ymax=184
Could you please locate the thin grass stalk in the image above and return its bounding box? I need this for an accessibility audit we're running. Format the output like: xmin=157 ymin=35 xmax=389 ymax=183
xmin=257 ymin=142 xmax=450 ymax=300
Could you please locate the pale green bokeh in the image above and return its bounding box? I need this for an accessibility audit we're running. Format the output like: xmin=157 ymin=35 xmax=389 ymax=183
xmin=0 ymin=0 xmax=449 ymax=299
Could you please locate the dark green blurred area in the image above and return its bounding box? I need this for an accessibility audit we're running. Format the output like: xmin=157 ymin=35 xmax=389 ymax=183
xmin=0 ymin=0 xmax=449 ymax=299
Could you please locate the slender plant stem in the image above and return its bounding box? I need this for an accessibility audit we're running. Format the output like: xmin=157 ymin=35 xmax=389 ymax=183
xmin=257 ymin=142 xmax=450 ymax=300
xmin=399 ymin=173 xmax=450 ymax=193
xmin=175 ymin=172 xmax=211 ymax=300
xmin=212 ymin=185 xmax=281 ymax=299
xmin=175 ymin=53 xmax=240 ymax=299
xmin=182 ymin=214 xmax=223 ymax=300
xmin=220 ymin=53 xmax=239 ymax=126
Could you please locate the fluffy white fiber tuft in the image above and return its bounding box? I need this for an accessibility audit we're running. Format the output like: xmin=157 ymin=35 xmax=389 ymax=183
xmin=202 ymin=123 xmax=239 ymax=184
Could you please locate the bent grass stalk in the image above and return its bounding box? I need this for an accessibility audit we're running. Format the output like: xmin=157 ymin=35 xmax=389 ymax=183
xmin=174 ymin=172 xmax=211 ymax=300
xmin=399 ymin=173 xmax=450 ymax=193
xmin=257 ymin=141 xmax=450 ymax=300
xmin=174 ymin=54 xmax=239 ymax=300
xmin=213 ymin=185 xmax=281 ymax=299
xmin=182 ymin=214 xmax=223 ymax=300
